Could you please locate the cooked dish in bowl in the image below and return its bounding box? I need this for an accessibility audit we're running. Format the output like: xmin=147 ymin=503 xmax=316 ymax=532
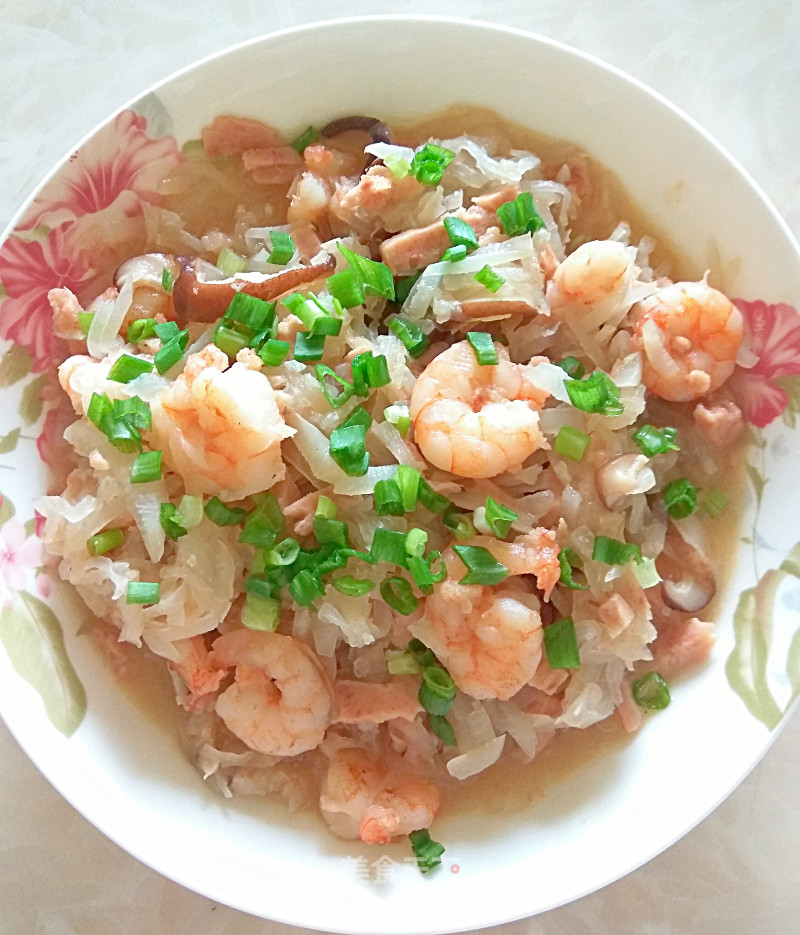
xmin=35 ymin=107 xmax=746 ymax=868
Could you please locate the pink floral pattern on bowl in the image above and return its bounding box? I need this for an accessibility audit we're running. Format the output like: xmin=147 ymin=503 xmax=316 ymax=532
xmin=730 ymin=299 xmax=800 ymax=428
xmin=0 ymin=110 xmax=182 ymax=372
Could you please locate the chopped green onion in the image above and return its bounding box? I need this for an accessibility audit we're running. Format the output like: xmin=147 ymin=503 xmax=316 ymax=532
xmin=410 ymin=143 xmax=455 ymax=186
xmin=176 ymin=495 xmax=204 ymax=529
xmin=386 ymin=649 xmax=422 ymax=675
xmin=107 ymin=354 xmax=154 ymax=384
xmin=243 ymin=574 xmax=278 ymax=600
xmin=366 ymin=353 xmax=390 ymax=387
xmin=315 ymin=364 xmax=355 ymax=409
xmin=291 ymin=124 xmax=318 ymax=153
xmin=557 ymin=356 xmax=585 ymax=380
xmin=154 ymin=330 xmax=189 ymax=374
xmin=418 ymin=664 xmax=456 ymax=716
xmin=341 ymin=406 xmax=372 ymax=430
xmin=204 ymin=496 xmax=248 ymax=526
xmin=77 ymin=310 xmax=93 ymax=337
xmin=258 ymin=338 xmax=290 ymax=367
xmin=394 ymin=272 xmax=421 ymax=304
xmin=263 ymin=537 xmax=301 ymax=568
xmin=153 ymin=320 xmax=179 ymax=342
xmin=441 ymin=244 xmax=468 ymax=263
xmin=565 ymin=370 xmax=624 ymax=416
xmin=242 ymin=592 xmax=281 ymax=631
xmin=427 ymin=713 xmax=456 ymax=746
xmin=87 ymin=392 xmax=112 ymax=429
xmin=383 ymin=403 xmax=411 ymax=437
xmin=387 ymin=315 xmax=429 ymax=359
xmin=331 ymin=575 xmax=376 ymax=597
xmin=112 ymin=396 xmax=151 ymax=431
xmin=329 ymin=422 xmax=369 ymax=476
xmin=126 ymin=318 xmax=157 ymax=344
xmin=553 ymin=424 xmax=591 ymax=462
xmin=543 ymin=616 xmax=581 ymax=669
xmin=214 ymin=325 xmax=249 ymax=358
xmin=383 ymin=153 xmax=411 ymax=178
xmin=663 ymin=477 xmax=698 ymax=519
xmin=396 ymin=466 xmax=421 ymax=513
xmin=242 ymin=493 xmax=283 ymax=539
xmin=482 ymin=497 xmax=517 ymax=539
xmin=557 ymin=549 xmax=588 ymax=590
xmin=338 ymin=244 xmax=395 ymax=300
xmin=496 ymin=191 xmax=546 ymax=236
xmin=102 ymin=416 xmax=143 ymax=454
xmin=380 ymin=576 xmax=419 ymax=615
xmin=289 ymin=569 xmax=325 ymax=607
xmin=216 ymin=247 xmax=247 ymax=277
xmin=313 ymin=515 xmax=350 ymax=548
xmin=409 ymin=828 xmax=445 ymax=874
xmin=425 ymin=550 xmax=447 ymax=584
xmin=466 ymin=331 xmax=499 ymax=366
xmin=443 ymin=508 xmax=475 ymax=542
xmin=404 ymin=527 xmax=428 ymax=559
xmin=160 ymin=502 xmax=188 ymax=541
xmin=374 ymin=478 xmax=404 ymax=516
xmin=408 ymin=638 xmax=437 ymax=668
xmin=701 ymin=487 xmax=729 ymax=518
xmin=407 ymin=555 xmax=436 ymax=594
xmin=370 ymin=527 xmax=409 ymax=567
xmin=283 ymin=292 xmax=341 ymax=336
xmin=592 ymin=535 xmax=643 ymax=565
xmin=452 ymin=544 xmax=509 ymax=585
xmin=327 ymin=267 xmax=365 ymax=309
xmin=632 ymin=424 xmax=679 ymax=457
xmin=224 ymin=292 xmax=275 ymax=331
xmin=632 ymin=671 xmax=671 ymax=710
xmin=293 ymin=331 xmax=326 ymax=362
xmin=130 ymin=449 xmax=163 ymax=484
xmin=267 ymin=230 xmax=295 ymax=265
xmin=443 ymin=216 xmax=479 ymax=252
xmin=161 ymin=267 xmax=173 ymax=292
xmin=417 ymin=477 xmax=451 ymax=515
xmin=126 ymin=581 xmax=161 ymax=605
xmin=409 ymin=828 xmax=445 ymax=875
xmin=86 ymin=528 xmax=124 ymax=557
xmin=631 ymin=557 xmax=661 ymax=589
xmin=315 ymin=495 xmax=337 ymax=519
xmin=473 ymin=265 xmax=505 ymax=293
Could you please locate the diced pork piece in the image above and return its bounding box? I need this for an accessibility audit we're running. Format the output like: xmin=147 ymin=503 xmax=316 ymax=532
xmin=380 ymin=204 xmax=499 ymax=276
xmin=202 ymin=115 xmax=286 ymax=157
xmin=242 ymin=145 xmax=304 ymax=185
xmin=649 ymin=617 xmax=715 ymax=680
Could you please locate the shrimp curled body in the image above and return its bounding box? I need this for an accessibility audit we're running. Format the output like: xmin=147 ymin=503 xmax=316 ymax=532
xmin=632 ymin=280 xmax=743 ymax=402
xmin=410 ymin=341 xmax=548 ymax=479
xmin=150 ymin=346 xmax=294 ymax=500
xmin=410 ymin=578 xmax=544 ymax=701
xmin=209 ymin=630 xmax=335 ymax=757
xmin=320 ymin=747 xmax=440 ymax=844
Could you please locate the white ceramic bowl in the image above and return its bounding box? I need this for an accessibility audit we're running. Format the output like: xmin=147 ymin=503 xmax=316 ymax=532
xmin=2 ymin=16 xmax=800 ymax=934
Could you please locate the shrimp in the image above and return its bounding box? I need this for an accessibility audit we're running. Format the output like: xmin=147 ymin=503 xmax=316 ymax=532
xmin=631 ymin=279 xmax=743 ymax=402
xmin=150 ymin=345 xmax=294 ymax=500
xmin=470 ymin=528 xmax=561 ymax=600
xmin=169 ymin=635 xmax=226 ymax=712
xmin=550 ymin=239 xmax=633 ymax=308
xmin=209 ymin=629 xmax=335 ymax=757
xmin=410 ymin=578 xmax=544 ymax=701
xmin=410 ymin=340 xmax=548 ymax=479
xmin=319 ymin=747 xmax=440 ymax=844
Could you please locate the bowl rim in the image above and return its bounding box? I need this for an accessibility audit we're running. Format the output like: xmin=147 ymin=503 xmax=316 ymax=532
xmin=2 ymin=13 xmax=800 ymax=934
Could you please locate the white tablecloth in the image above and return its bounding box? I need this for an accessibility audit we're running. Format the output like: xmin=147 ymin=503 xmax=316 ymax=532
xmin=2 ymin=2 xmax=799 ymax=932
